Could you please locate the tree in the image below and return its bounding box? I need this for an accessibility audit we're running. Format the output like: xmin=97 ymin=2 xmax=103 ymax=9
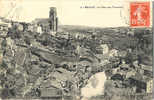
xmin=1 ymin=38 xmax=7 ymax=49
xmin=0 ymin=61 xmax=8 ymax=69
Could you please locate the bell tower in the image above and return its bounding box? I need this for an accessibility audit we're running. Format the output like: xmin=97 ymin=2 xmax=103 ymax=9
xmin=49 ymin=7 xmax=58 ymax=32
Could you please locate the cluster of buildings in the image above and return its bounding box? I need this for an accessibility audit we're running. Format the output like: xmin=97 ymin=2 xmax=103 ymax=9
xmin=0 ymin=7 xmax=58 ymax=36
xmin=110 ymin=58 xmax=153 ymax=94
xmin=33 ymin=7 xmax=58 ymax=34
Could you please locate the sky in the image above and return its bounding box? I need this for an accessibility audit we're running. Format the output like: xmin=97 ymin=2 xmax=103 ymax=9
xmin=0 ymin=0 xmax=152 ymax=27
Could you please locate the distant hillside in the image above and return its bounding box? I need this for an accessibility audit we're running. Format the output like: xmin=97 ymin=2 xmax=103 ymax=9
xmin=58 ymin=25 xmax=152 ymax=66
xmin=59 ymin=25 xmax=151 ymax=32
xmin=59 ymin=25 xmax=128 ymax=32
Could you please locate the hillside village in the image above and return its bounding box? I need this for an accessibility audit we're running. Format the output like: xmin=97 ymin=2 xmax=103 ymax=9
xmin=0 ymin=7 xmax=153 ymax=100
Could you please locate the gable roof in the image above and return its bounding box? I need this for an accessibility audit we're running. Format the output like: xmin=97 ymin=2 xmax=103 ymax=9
xmin=32 ymin=18 xmax=50 ymax=25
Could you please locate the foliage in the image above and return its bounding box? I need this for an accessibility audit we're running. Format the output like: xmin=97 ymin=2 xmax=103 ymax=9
xmin=0 ymin=60 xmax=8 ymax=69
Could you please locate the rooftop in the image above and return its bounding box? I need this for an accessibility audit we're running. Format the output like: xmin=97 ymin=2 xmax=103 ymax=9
xmin=40 ymin=86 xmax=62 ymax=97
xmin=32 ymin=18 xmax=50 ymax=25
xmin=130 ymin=74 xmax=152 ymax=83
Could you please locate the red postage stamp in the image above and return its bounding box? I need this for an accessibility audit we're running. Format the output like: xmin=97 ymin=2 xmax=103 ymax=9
xmin=130 ymin=2 xmax=150 ymax=27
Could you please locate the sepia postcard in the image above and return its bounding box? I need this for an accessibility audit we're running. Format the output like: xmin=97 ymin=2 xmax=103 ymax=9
xmin=0 ymin=0 xmax=153 ymax=100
